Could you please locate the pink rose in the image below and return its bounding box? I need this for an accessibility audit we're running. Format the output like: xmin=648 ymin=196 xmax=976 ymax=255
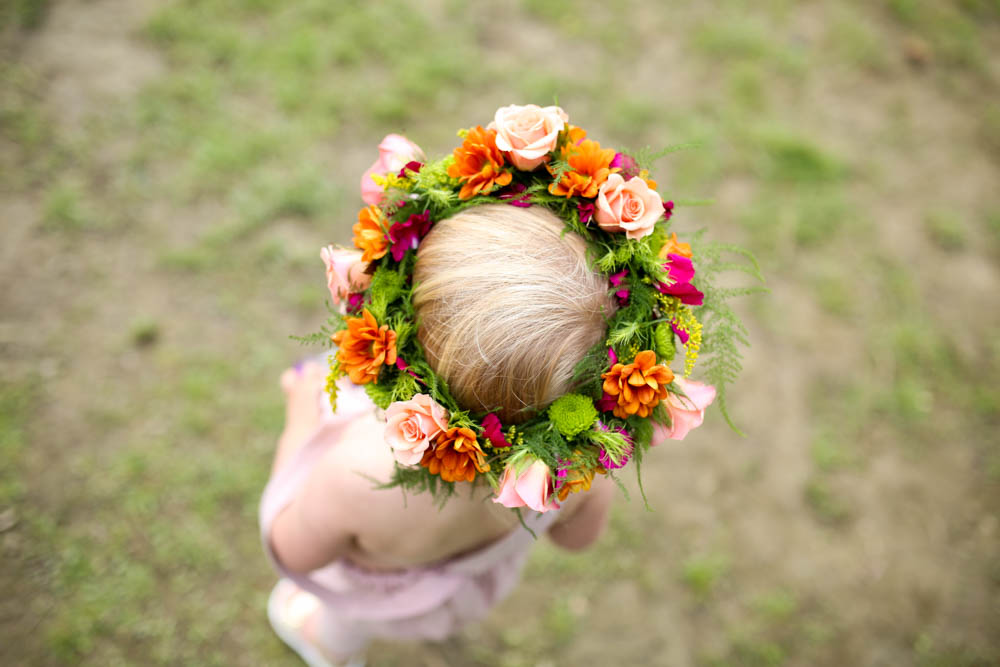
xmin=493 ymin=458 xmax=560 ymax=513
xmin=594 ymin=173 xmax=663 ymax=240
xmin=320 ymin=246 xmax=371 ymax=305
xmin=489 ymin=104 xmax=568 ymax=171
xmin=384 ymin=394 xmax=449 ymax=465
xmin=360 ymin=134 xmax=425 ymax=205
xmin=653 ymin=377 xmax=716 ymax=443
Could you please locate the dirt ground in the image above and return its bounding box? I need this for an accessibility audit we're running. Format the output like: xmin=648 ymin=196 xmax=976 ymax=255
xmin=2 ymin=1 xmax=999 ymax=666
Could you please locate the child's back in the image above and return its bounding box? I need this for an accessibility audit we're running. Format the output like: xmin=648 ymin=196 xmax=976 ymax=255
xmin=263 ymin=204 xmax=615 ymax=665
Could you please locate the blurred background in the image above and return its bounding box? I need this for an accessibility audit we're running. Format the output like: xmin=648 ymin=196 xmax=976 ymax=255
xmin=2 ymin=0 xmax=999 ymax=665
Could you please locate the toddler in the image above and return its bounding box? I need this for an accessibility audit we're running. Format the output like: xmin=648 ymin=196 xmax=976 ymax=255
xmin=262 ymin=205 xmax=617 ymax=666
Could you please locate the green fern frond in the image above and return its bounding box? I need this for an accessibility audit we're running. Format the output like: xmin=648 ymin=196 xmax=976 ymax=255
xmin=633 ymin=141 xmax=704 ymax=167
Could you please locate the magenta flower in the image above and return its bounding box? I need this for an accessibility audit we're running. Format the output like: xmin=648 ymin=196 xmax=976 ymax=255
xmin=577 ymin=201 xmax=595 ymax=224
xmin=397 ymin=160 xmax=423 ymax=178
xmin=609 ymin=268 xmax=630 ymax=304
xmin=596 ymin=422 xmax=633 ymax=469
xmin=663 ymin=200 xmax=674 ymax=222
xmin=657 ymin=253 xmax=704 ymax=306
xmin=395 ymin=356 xmax=425 ymax=384
xmin=609 ymin=152 xmax=641 ymax=180
xmin=387 ymin=212 xmax=432 ymax=262
xmin=596 ymin=392 xmax=618 ymax=413
xmin=346 ymin=292 xmax=366 ymax=314
xmin=481 ymin=413 xmax=510 ymax=448
xmin=608 ymin=347 xmax=618 ymax=365
xmin=671 ymin=321 xmax=690 ymax=345
xmin=498 ymin=182 xmax=533 ymax=208
xmin=555 ymin=458 xmax=570 ymax=485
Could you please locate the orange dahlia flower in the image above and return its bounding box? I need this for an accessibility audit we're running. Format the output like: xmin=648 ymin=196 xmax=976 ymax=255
xmin=353 ymin=205 xmax=388 ymax=262
xmin=548 ymin=139 xmax=616 ymax=199
xmin=330 ymin=308 xmax=397 ymax=384
xmin=420 ymin=426 xmax=490 ymax=483
xmin=658 ymin=232 xmax=692 ymax=259
xmin=556 ymin=463 xmax=604 ymax=502
xmin=601 ymin=350 xmax=674 ymax=418
xmin=565 ymin=124 xmax=587 ymax=145
xmin=447 ymin=126 xmax=513 ymax=200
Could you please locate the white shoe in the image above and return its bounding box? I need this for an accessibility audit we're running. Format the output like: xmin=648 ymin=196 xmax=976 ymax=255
xmin=267 ymin=579 xmax=366 ymax=667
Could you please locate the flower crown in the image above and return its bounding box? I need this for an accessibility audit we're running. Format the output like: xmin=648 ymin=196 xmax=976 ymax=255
xmin=310 ymin=104 xmax=760 ymax=513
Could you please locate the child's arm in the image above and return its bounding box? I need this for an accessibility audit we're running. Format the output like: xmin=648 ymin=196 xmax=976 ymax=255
xmin=269 ymin=456 xmax=354 ymax=573
xmin=547 ymin=474 xmax=614 ymax=550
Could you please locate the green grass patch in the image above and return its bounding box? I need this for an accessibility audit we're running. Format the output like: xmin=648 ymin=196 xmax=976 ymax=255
xmin=804 ymin=476 xmax=851 ymax=525
xmin=756 ymin=131 xmax=846 ymax=184
xmin=810 ymin=433 xmax=857 ymax=473
xmin=42 ymin=184 xmax=95 ymax=231
xmin=0 ymin=379 xmax=35 ymax=506
xmin=752 ymin=589 xmax=798 ymax=622
xmin=924 ymin=211 xmax=967 ymax=252
xmin=681 ymin=552 xmax=729 ymax=597
xmin=0 ymin=0 xmax=50 ymax=30
xmin=794 ymin=190 xmax=850 ymax=248
xmin=692 ymin=17 xmax=807 ymax=76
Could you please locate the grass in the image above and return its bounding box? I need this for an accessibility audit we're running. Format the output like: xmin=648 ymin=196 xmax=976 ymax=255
xmin=3 ymin=0 xmax=1000 ymax=665
xmin=0 ymin=380 xmax=34 ymax=507
xmin=42 ymin=183 xmax=93 ymax=231
xmin=681 ymin=553 xmax=730 ymax=598
xmin=924 ymin=211 xmax=967 ymax=251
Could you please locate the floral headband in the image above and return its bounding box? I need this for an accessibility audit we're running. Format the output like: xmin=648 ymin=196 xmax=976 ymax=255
xmin=306 ymin=104 xmax=761 ymax=514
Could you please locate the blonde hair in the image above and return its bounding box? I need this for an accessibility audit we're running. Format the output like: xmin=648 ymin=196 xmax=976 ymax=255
xmin=413 ymin=204 xmax=614 ymax=423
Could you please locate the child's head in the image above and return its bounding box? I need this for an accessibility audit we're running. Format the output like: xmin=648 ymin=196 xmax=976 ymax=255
xmin=413 ymin=204 xmax=613 ymax=423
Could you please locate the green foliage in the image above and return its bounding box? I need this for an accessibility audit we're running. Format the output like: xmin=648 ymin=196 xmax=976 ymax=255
xmin=390 ymin=369 xmax=420 ymax=403
xmin=586 ymin=426 xmax=630 ymax=465
xmin=548 ymin=394 xmax=598 ymax=438
xmin=633 ymin=141 xmax=704 ymax=168
xmin=691 ymin=236 xmax=767 ymax=433
xmin=367 ymin=266 xmax=407 ymax=322
xmin=364 ymin=379 xmax=396 ymax=410
xmin=654 ymin=321 xmax=676 ymax=361
xmin=570 ymin=343 xmax=610 ymax=400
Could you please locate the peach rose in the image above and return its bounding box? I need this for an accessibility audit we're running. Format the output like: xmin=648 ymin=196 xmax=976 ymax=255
xmin=493 ymin=458 xmax=560 ymax=513
xmin=320 ymin=246 xmax=371 ymax=305
xmin=594 ymin=173 xmax=663 ymax=240
xmin=489 ymin=104 xmax=568 ymax=171
xmin=360 ymin=134 xmax=425 ymax=205
xmin=652 ymin=377 xmax=716 ymax=444
xmin=384 ymin=394 xmax=449 ymax=465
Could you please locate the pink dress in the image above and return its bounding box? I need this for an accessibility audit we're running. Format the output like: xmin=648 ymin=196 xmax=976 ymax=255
xmin=259 ymin=376 xmax=560 ymax=652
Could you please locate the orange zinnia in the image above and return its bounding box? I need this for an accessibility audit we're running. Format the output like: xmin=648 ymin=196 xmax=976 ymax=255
xmin=548 ymin=139 xmax=616 ymax=199
xmin=352 ymin=205 xmax=388 ymax=262
xmin=601 ymin=350 xmax=674 ymax=419
xmin=447 ymin=126 xmax=513 ymax=200
xmin=564 ymin=124 xmax=587 ymax=145
xmin=330 ymin=308 xmax=397 ymax=384
xmin=556 ymin=464 xmax=604 ymax=502
xmin=658 ymin=232 xmax=693 ymax=259
xmin=420 ymin=427 xmax=490 ymax=483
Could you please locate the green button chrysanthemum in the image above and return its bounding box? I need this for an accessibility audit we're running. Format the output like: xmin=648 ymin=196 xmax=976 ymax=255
xmin=548 ymin=393 xmax=599 ymax=438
